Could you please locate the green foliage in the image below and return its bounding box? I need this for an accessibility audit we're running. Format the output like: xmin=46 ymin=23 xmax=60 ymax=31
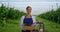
xmin=36 ymin=17 xmax=60 ymax=32
xmin=0 ymin=4 xmax=25 ymax=26
xmin=0 ymin=4 xmax=25 ymax=32
xmin=0 ymin=4 xmax=25 ymax=19
xmin=38 ymin=7 xmax=60 ymax=24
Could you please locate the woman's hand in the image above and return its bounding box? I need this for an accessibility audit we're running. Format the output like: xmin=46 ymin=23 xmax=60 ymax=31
xmin=30 ymin=24 xmax=35 ymax=30
xmin=30 ymin=24 xmax=35 ymax=29
xmin=39 ymin=29 xmax=43 ymax=32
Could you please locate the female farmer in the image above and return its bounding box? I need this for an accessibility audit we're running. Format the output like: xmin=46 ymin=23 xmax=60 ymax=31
xmin=20 ymin=6 xmax=36 ymax=32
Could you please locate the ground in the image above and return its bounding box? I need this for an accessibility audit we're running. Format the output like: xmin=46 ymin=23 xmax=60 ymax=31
xmin=0 ymin=17 xmax=60 ymax=32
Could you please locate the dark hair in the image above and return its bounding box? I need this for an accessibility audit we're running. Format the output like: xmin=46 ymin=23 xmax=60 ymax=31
xmin=26 ymin=6 xmax=31 ymax=10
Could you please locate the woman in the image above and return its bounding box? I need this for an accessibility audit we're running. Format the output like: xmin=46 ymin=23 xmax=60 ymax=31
xmin=20 ymin=6 xmax=36 ymax=32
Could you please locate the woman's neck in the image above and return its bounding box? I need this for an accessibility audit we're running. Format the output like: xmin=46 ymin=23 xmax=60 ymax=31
xmin=26 ymin=14 xmax=31 ymax=18
xmin=26 ymin=13 xmax=31 ymax=16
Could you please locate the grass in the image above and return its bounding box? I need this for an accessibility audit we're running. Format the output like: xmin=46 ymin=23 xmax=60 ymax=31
xmin=36 ymin=17 xmax=60 ymax=32
xmin=0 ymin=19 xmax=21 ymax=32
xmin=0 ymin=17 xmax=60 ymax=32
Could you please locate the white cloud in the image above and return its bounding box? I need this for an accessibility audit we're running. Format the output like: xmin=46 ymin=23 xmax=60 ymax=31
xmin=0 ymin=0 xmax=60 ymax=2
xmin=0 ymin=0 xmax=7 ymax=2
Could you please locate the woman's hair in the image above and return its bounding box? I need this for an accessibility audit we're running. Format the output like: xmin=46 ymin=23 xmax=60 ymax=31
xmin=26 ymin=6 xmax=32 ymax=10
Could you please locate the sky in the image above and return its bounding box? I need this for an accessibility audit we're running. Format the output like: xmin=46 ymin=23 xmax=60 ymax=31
xmin=0 ymin=0 xmax=60 ymax=15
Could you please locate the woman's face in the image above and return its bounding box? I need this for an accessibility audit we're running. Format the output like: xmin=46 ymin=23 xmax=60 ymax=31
xmin=26 ymin=8 xmax=32 ymax=14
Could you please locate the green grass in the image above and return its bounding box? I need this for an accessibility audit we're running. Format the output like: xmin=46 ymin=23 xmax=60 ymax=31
xmin=0 ymin=19 xmax=21 ymax=32
xmin=0 ymin=17 xmax=60 ymax=32
xmin=36 ymin=17 xmax=60 ymax=32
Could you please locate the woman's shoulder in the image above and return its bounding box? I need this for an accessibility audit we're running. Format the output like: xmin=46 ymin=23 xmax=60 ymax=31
xmin=31 ymin=15 xmax=35 ymax=18
xmin=21 ymin=15 xmax=25 ymax=18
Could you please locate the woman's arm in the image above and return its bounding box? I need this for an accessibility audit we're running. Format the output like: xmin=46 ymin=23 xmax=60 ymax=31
xmin=23 ymin=25 xmax=35 ymax=30
xmin=32 ymin=16 xmax=36 ymax=26
xmin=20 ymin=16 xmax=24 ymax=29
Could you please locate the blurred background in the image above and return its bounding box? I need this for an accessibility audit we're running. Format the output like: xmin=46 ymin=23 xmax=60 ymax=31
xmin=0 ymin=0 xmax=60 ymax=32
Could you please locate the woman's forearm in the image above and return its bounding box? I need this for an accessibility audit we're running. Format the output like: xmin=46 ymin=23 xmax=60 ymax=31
xmin=23 ymin=24 xmax=35 ymax=30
